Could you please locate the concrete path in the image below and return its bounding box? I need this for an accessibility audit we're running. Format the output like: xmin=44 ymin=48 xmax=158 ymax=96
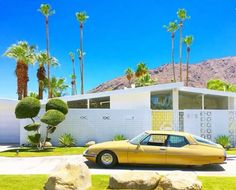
xmin=0 ymin=155 xmax=236 ymax=176
xmin=0 ymin=144 xmax=18 ymax=152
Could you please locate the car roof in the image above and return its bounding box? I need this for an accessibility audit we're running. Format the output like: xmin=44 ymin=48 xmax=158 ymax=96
xmin=145 ymin=130 xmax=190 ymax=136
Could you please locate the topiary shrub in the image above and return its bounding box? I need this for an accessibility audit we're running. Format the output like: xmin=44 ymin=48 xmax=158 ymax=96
xmin=28 ymin=133 xmax=41 ymax=144
xmin=15 ymin=97 xmax=41 ymax=119
xmin=46 ymin=98 xmax=68 ymax=115
xmin=24 ymin=123 xmax=41 ymax=131
xmin=41 ymin=110 xmax=65 ymax=126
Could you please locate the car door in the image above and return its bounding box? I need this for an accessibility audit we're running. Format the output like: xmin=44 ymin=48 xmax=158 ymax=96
xmin=165 ymin=135 xmax=193 ymax=165
xmin=127 ymin=134 xmax=167 ymax=164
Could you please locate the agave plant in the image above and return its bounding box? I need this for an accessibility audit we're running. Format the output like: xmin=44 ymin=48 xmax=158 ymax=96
xmin=215 ymin=135 xmax=231 ymax=149
xmin=113 ymin=134 xmax=126 ymax=141
xmin=59 ymin=133 xmax=76 ymax=147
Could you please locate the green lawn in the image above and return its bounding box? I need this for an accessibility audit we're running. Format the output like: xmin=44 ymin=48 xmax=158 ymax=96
xmin=0 ymin=147 xmax=86 ymax=157
xmin=226 ymin=148 xmax=236 ymax=155
xmin=0 ymin=175 xmax=235 ymax=190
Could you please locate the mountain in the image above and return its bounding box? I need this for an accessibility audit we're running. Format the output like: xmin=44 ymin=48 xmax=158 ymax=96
xmin=90 ymin=56 xmax=236 ymax=93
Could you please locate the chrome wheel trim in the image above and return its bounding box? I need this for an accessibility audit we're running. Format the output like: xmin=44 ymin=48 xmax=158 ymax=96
xmin=101 ymin=153 xmax=113 ymax=165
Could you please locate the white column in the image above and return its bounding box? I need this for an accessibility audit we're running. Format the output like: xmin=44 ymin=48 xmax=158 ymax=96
xmin=172 ymin=89 xmax=179 ymax=111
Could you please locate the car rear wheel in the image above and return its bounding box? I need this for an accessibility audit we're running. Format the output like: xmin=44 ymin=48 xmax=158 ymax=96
xmin=97 ymin=151 xmax=117 ymax=168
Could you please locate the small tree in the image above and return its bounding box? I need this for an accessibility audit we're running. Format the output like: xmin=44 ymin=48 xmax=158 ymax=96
xmin=15 ymin=97 xmax=68 ymax=149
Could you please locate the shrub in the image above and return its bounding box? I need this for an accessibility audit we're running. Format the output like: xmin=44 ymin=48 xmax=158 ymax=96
xmin=28 ymin=133 xmax=41 ymax=144
xmin=41 ymin=110 xmax=65 ymax=126
xmin=215 ymin=135 xmax=231 ymax=149
xmin=58 ymin=133 xmax=75 ymax=147
xmin=46 ymin=98 xmax=68 ymax=115
xmin=24 ymin=123 xmax=41 ymax=131
xmin=15 ymin=97 xmax=41 ymax=119
xmin=113 ymin=134 xmax=126 ymax=141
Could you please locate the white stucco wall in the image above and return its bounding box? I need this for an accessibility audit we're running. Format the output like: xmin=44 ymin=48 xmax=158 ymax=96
xmin=110 ymin=92 xmax=150 ymax=109
xmin=0 ymin=99 xmax=20 ymax=144
xmin=20 ymin=109 xmax=152 ymax=146
xmin=228 ymin=97 xmax=236 ymax=109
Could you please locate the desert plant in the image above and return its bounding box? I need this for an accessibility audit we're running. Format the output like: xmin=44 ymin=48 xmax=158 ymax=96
xmin=215 ymin=135 xmax=231 ymax=149
xmin=59 ymin=133 xmax=76 ymax=147
xmin=113 ymin=134 xmax=126 ymax=141
xmin=125 ymin=68 xmax=134 ymax=87
xmin=135 ymin=73 xmax=155 ymax=87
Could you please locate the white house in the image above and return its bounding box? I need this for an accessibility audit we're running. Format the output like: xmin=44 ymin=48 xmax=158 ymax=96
xmin=1 ymin=82 xmax=236 ymax=146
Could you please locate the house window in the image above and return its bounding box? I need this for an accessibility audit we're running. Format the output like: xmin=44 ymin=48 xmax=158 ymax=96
xmin=67 ymin=99 xmax=87 ymax=109
xmin=89 ymin=97 xmax=110 ymax=109
xmin=204 ymin=95 xmax=228 ymax=109
xmin=151 ymin=91 xmax=173 ymax=110
xmin=179 ymin=91 xmax=202 ymax=110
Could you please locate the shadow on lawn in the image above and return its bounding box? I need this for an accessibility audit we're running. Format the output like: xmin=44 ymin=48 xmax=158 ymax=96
xmin=84 ymin=160 xmax=225 ymax=172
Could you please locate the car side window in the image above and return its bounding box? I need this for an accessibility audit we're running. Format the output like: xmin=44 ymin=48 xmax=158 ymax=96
xmin=141 ymin=134 xmax=168 ymax=146
xmin=167 ymin=135 xmax=189 ymax=148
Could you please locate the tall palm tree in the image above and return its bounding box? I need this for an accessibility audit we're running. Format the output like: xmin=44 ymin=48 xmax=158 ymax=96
xmin=183 ymin=35 xmax=193 ymax=86
xmin=38 ymin=4 xmax=55 ymax=98
xmin=69 ymin=52 xmax=77 ymax=95
xmin=125 ymin=68 xmax=134 ymax=87
xmin=76 ymin=11 xmax=89 ymax=94
xmin=4 ymin=41 xmax=35 ymax=100
xmin=135 ymin=62 xmax=148 ymax=78
xmin=177 ymin=8 xmax=190 ymax=82
xmin=164 ymin=21 xmax=179 ymax=82
xmin=36 ymin=52 xmax=58 ymax=99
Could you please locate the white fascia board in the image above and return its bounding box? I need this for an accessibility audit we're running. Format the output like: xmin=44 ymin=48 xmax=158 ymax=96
xmin=179 ymin=87 xmax=236 ymax=97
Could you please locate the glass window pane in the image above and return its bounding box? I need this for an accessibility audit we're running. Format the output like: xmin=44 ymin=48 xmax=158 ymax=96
xmin=141 ymin=134 xmax=168 ymax=146
xmin=204 ymin=95 xmax=228 ymax=109
xmin=151 ymin=91 xmax=173 ymax=110
xmin=179 ymin=91 xmax=202 ymax=110
xmin=67 ymin=99 xmax=87 ymax=109
xmin=89 ymin=96 xmax=110 ymax=109
xmin=167 ymin=135 xmax=188 ymax=147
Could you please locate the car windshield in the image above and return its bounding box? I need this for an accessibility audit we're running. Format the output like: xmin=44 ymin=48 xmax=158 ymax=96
xmin=129 ymin=132 xmax=149 ymax=145
xmin=192 ymin=135 xmax=217 ymax=146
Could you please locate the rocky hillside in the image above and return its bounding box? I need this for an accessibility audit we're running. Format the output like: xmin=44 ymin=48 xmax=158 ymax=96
xmin=90 ymin=56 xmax=236 ymax=93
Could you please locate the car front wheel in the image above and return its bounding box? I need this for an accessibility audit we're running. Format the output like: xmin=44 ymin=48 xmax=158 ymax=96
xmin=97 ymin=150 xmax=117 ymax=168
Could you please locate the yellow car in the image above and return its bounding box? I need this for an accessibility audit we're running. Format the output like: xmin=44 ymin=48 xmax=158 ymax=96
xmin=83 ymin=130 xmax=226 ymax=168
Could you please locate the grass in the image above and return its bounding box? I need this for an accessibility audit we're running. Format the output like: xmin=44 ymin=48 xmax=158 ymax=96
xmin=0 ymin=175 xmax=236 ymax=190
xmin=226 ymin=148 xmax=236 ymax=155
xmin=0 ymin=147 xmax=86 ymax=157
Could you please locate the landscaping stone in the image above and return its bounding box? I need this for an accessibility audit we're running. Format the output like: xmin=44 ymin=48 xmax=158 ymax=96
xmin=156 ymin=171 xmax=202 ymax=190
xmin=109 ymin=171 xmax=161 ymax=189
xmin=44 ymin=162 xmax=91 ymax=190
xmin=44 ymin=142 xmax=52 ymax=147
xmin=85 ymin=141 xmax=96 ymax=147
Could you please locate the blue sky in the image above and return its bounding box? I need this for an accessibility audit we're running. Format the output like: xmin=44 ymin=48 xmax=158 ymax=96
xmin=0 ymin=0 xmax=236 ymax=99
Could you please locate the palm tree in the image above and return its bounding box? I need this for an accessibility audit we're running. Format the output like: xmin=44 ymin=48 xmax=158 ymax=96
xmin=44 ymin=76 xmax=68 ymax=98
xmin=38 ymin=4 xmax=55 ymax=98
xmin=69 ymin=52 xmax=77 ymax=95
xmin=135 ymin=74 xmax=154 ymax=87
xmin=36 ymin=52 xmax=58 ymax=99
xmin=76 ymin=11 xmax=89 ymax=94
xmin=4 ymin=41 xmax=35 ymax=100
xmin=183 ymin=35 xmax=193 ymax=86
xmin=125 ymin=68 xmax=134 ymax=87
xmin=177 ymin=8 xmax=190 ymax=82
xmin=135 ymin=62 xmax=148 ymax=78
xmin=164 ymin=21 xmax=179 ymax=82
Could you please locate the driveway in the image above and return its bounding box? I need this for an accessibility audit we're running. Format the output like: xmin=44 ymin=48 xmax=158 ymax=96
xmin=0 ymin=155 xmax=236 ymax=176
xmin=0 ymin=144 xmax=18 ymax=152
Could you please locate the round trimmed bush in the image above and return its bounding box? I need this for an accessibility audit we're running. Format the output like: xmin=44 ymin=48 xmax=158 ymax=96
xmin=24 ymin=123 xmax=41 ymax=131
xmin=15 ymin=97 xmax=41 ymax=119
xmin=28 ymin=133 xmax=41 ymax=144
xmin=46 ymin=99 xmax=68 ymax=115
xmin=41 ymin=110 xmax=65 ymax=126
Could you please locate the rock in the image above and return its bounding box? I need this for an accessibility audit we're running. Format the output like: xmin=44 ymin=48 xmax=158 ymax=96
xmin=109 ymin=171 xmax=161 ymax=189
xmin=44 ymin=142 xmax=52 ymax=147
xmin=44 ymin=162 xmax=91 ymax=190
xmin=156 ymin=171 xmax=202 ymax=190
xmin=85 ymin=141 xmax=96 ymax=147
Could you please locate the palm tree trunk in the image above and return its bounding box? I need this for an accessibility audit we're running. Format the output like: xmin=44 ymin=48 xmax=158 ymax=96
xmin=179 ymin=21 xmax=183 ymax=82
xmin=80 ymin=23 xmax=84 ymax=94
xmin=16 ymin=61 xmax=23 ymax=100
xmin=45 ymin=16 xmax=51 ymax=99
xmin=72 ymin=59 xmax=77 ymax=95
xmin=171 ymin=33 xmax=176 ymax=82
xmin=186 ymin=47 xmax=190 ymax=86
xmin=23 ymin=64 xmax=28 ymax=97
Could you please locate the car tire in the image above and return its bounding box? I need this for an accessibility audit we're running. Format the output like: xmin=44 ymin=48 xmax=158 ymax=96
xmin=97 ymin=150 xmax=117 ymax=168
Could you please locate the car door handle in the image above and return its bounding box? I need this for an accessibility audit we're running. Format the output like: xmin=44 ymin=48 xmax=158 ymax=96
xmin=160 ymin=148 xmax=166 ymax=151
